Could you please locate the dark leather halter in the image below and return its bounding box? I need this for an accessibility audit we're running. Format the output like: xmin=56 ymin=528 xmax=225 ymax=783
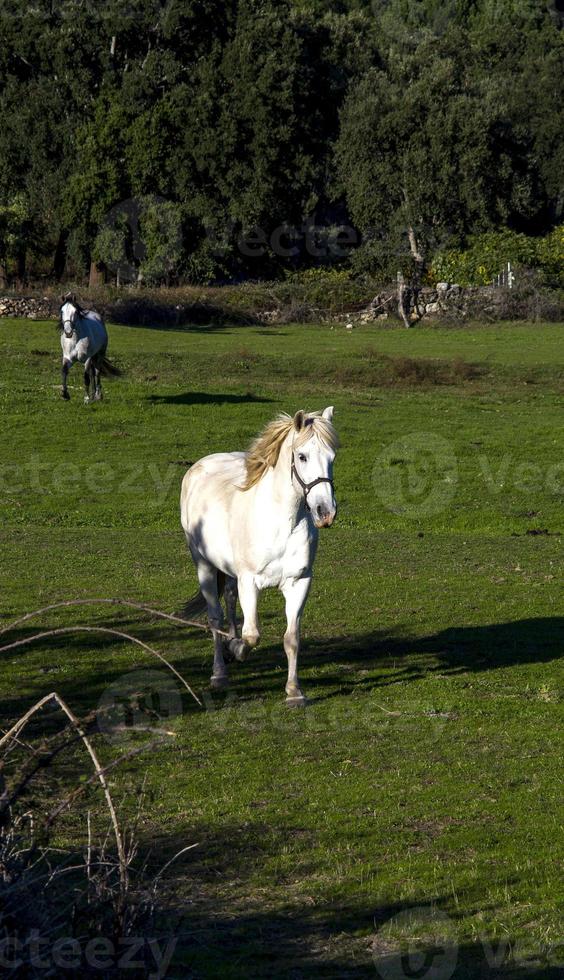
xmin=61 ymin=302 xmax=82 ymax=338
xmin=291 ymin=454 xmax=334 ymax=511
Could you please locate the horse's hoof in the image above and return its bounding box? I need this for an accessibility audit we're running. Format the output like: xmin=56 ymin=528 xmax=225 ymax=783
xmin=84 ymin=395 xmax=90 ymax=404
xmin=210 ymin=674 xmax=229 ymax=691
xmin=285 ymin=692 xmax=308 ymax=707
xmin=61 ymin=390 xmax=70 ymax=401
xmin=225 ymin=638 xmax=248 ymax=663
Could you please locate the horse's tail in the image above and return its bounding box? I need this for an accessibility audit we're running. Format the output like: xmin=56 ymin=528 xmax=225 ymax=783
xmin=177 ymin=571 xmax=226 ymax=621
xmin=98 ymin=355 xmax=122 ymax=378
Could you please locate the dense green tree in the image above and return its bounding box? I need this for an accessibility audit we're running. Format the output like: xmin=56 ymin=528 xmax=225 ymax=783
xmin=0 ymin=0 xmax=562 ymax=283
xmin=336 ymin=3 xmax=564 ymax=277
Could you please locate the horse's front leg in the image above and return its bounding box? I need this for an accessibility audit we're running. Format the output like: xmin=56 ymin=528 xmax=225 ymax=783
xmin=238 ymin=574 xmax=261 ymax=653
xmin=281 ymin=576 xmax=311 ymax=705
xmin=223 ymin=576 xmax=247 ymax=663
xmin=61 ymin=359 xmax=71 ymax=400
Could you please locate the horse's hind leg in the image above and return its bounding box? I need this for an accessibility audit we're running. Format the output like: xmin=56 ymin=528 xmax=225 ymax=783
xmin=93 ymin=354 xmax=103 ymax=401
xmin=195 ymin=558 xmax=229 ymax=689
xmin=83 ymin=359 xmax=92 ymax=404
xmin=225 ymin=577 xmax=238 ymax=638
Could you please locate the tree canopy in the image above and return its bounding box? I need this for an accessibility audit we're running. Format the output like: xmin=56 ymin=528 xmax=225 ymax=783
xmin=0 ymin=0 xmax=562 ymax=283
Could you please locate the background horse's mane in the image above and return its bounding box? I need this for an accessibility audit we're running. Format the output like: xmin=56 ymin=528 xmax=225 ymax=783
xmin=243 ymin=411 xmax=339 ymax=491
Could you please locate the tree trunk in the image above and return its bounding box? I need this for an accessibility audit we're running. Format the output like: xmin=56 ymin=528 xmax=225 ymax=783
xmin=401 ymin=181 xmax=425 ymax=323
xmin=15 ymin=247 xmax=26 ymax=289
xmin=407 ymin=224 xmax=424 ymax=269
xmin=397 ymin=271 xmax=411 ymax=329
xmin=407 ymin=223 xmax=425 ymax=319
xmin=407 ymin=225 xmax=425 ymax=322
xmin=53 ymin=230 xmax=69 ymax=280
xmin=89 ymin=260 xmax=106 ymax=287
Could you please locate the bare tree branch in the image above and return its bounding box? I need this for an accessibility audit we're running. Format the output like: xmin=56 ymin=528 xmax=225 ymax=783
xmin=0 ymin=597 xmax=228 ymax=639
xmin=0 ymin=626 xmax=202 ymax=707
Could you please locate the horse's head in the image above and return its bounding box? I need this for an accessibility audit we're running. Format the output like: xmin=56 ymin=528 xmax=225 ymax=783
xmin=291 ymin=406 xmax=339 ymax=528
xmin=60 ymin=295 xmax=80 ymax=337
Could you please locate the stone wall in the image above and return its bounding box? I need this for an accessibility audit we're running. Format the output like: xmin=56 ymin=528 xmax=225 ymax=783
xmin=358 ymin=283 xmax=468 ymax=323
xmin=0 ymin=296 xmax=57 ymax=320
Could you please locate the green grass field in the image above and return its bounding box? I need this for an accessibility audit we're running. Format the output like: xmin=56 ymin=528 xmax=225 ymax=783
xmin=0 ymin=318 xmax=562 ymax=978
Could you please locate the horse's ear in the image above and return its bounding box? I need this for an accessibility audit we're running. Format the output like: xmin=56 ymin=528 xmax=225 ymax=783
xmin=293 ymin=410 xmax=305 ymax=432
xmin=322 ymin=406 xmax=334 ymax=421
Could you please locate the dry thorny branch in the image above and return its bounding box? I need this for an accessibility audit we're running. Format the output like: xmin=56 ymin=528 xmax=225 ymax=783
xmin=0 ymin=599 xmax=207 ymax=974
xmin=0 ymin=695 xmax=192 ymax=975
xmin=0 ymin=595 xmax=238 ymax=709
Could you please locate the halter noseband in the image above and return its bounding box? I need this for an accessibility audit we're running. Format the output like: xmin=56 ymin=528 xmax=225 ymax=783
xmin=291 ymin=454 xmax=334 ymax=512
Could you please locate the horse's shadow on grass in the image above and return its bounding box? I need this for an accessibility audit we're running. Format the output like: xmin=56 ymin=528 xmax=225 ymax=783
xmin=2 ymin=615 xmax=563 ymax=716
xmin=242 ymin=616 xmax=564 ymax=701
xmin=148 ymin=390 xmax=272 ymax=406
xmin=1 ymin=615 xmax=562 ymax=733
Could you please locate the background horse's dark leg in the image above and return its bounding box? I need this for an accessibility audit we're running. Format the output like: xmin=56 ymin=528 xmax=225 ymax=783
xmin=61 ymin=360 xmax=71 ymax=400
xmin=92 ymin=347 xmax=106 ymax=401
xmin=83 ymin=359 xmax=92 ymax=403
xmin=93 ymin=356 xmax=103 ymax=401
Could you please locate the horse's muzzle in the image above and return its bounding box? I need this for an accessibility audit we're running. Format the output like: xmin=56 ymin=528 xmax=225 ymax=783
xmin=313 ymin=507 xmax=336 ymax=529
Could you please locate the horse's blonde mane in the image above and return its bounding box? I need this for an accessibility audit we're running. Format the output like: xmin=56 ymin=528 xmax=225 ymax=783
xmin=242 ymin=411 xmax=339 ymax=491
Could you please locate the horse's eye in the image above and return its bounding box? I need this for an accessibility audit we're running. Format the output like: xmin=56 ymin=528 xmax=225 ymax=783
xmin=298 ymin=454 xmax=307 ymax=463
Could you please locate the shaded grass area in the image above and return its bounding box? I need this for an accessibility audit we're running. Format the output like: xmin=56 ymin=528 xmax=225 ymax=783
xmin=0 ymin=318 xmax=563 ymax=977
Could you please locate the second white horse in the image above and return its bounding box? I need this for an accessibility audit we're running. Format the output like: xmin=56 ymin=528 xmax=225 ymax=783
xmin=59 ymin=294 xmax=120 ymax=402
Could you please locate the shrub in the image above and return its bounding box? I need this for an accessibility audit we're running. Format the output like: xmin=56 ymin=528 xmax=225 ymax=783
xmin=278 ymin=268 xmax=377 ymax=316
xmin=429 ymin=226 xmax=564 ymax=288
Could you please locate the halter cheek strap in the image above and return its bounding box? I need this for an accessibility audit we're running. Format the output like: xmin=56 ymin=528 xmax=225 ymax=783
xmin=61 ymin=302 xmax=84 ymax=337
xmin=291 ymin=456 xmax=334 ymax=512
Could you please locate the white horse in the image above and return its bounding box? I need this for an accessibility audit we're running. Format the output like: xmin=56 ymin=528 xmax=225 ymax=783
xmin=59 ymin=294 xmax=120 ymax=402
xmin=180 ymin=408 xmax=339 ymax=703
